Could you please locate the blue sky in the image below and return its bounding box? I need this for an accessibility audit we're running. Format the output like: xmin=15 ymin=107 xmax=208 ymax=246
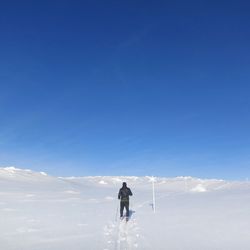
xmin=0 ymin=1 xmax=250 ymax=179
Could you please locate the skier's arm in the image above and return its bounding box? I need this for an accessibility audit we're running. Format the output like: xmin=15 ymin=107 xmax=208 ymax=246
xmin=118 ymin=189 xmax=121 ymax=199
xmin=128 ymin=188 xmax=133 ymax=196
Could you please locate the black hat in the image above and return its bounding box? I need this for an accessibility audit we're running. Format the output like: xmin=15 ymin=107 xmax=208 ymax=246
xmin=122 ymin=182 xmax=127 ymax=187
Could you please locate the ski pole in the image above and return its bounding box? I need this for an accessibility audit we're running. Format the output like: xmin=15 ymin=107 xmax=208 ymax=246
xmin=115 ymin=200 xmax=119 ymax=222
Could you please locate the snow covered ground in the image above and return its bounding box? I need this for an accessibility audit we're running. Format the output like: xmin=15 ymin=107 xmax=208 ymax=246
xmin=0 ymin=167 xmax=250 ymax=250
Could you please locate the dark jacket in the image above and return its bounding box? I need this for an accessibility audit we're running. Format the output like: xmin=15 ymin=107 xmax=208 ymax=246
xmin=118 ymin=187 xmax=133 ymax=202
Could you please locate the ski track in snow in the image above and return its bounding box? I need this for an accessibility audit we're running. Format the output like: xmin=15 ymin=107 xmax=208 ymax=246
xmin=103 ymin=214 xmax=140 ymax=250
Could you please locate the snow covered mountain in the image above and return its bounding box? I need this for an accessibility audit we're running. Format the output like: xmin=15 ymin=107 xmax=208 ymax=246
xmin=0 ymin=167 xmax=250 ymax=250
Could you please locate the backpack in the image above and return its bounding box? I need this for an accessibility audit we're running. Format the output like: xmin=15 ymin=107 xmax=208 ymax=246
xmin=119 ymin=187 xmax=131 ymax=201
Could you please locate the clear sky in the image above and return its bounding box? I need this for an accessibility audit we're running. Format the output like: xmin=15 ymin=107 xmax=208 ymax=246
xmin=0 ymin=1 xmax=250 ymax=179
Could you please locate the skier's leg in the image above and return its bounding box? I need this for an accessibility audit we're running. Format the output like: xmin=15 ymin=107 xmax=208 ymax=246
xmin=125 ymin=202 xmax=129 ymax=218
xmin=120 ymin=201 xmax=124 ymax=217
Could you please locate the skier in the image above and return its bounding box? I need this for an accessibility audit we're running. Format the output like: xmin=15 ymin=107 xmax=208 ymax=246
xmin=118 ymin=182 xmax=133 ymax=219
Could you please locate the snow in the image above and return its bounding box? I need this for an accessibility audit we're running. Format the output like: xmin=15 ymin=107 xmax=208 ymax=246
xmin=191 ymin=184 xmax=207 ymax=192
xmin=0 ymin=167 xmax=250 ymax=249
xmin=99 ymin=180 xmax=108 ymax=185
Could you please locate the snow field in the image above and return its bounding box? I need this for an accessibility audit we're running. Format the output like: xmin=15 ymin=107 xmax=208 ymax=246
xmin=0 ymin=167 xmax=250 ymax=249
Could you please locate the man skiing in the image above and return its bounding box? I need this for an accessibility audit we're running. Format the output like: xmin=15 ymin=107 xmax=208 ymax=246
xmin=118 ymin=182 xmax=133 ymax=219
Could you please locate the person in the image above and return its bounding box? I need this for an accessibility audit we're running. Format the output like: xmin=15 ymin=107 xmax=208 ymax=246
xmin=118 ymin=182 xmax=133 ymax=219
